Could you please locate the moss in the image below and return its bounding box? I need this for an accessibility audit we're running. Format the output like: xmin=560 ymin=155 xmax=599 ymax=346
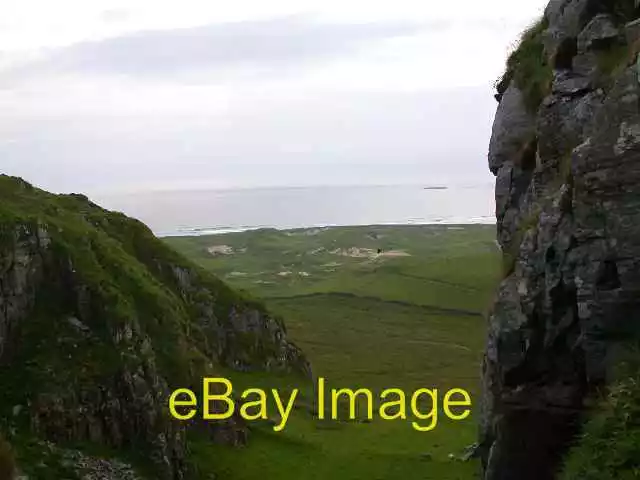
xmin=501 ymin=253 xmax=518 ymax=278
xmin=497 ymin=17 xmax=553 ymax=112
xmin=10 ymin=436 xmax=81 ymax=479
xmin=562 ymin=371 xmax=640 ymax=479
xmin=501 ymin=207 xmax=542 ymax=279
xmin=0 ymin=435 xmax=16 ymax=480
xmin=521 ymin=207 xmax=542 ymax=233
xmin=596 ymin=43 xmax=633 ymax=80
xmin=559 ymin=150 xmax=574 ymax=182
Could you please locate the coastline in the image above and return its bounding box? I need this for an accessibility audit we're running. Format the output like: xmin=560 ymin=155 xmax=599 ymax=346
xmin=93 ymin=184 xmax=496 ymax=238
xmin=157 ymin=219 xmax=497 ymax=238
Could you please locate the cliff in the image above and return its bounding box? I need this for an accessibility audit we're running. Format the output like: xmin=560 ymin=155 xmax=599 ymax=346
xmin=0 ymin=175 xmax=309 ymax=479
xmin=482 ymin=1 xmax=640 ymax=478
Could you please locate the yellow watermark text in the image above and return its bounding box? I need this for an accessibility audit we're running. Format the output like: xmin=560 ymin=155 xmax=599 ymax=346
xmin=169 ymin=377 xmax=472 ymax=433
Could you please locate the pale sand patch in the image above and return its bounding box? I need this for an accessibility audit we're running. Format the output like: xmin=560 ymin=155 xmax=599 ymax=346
xmin=330 ymin=247 xmax=411 ymax=258
xmin=321 ymin=262 xmax=342 ymax=268
xmin=207 ymin=245 xmax=234 ymax=255
xmin=380 ymin=250 xmax=412 ymax=257
xmin=330 ymin=247 xmax=376 ymax=258
xmin=285 ymin=228 xmax=326 ymax=237
xmin=226 ymin=271 xmax=247 ymax=277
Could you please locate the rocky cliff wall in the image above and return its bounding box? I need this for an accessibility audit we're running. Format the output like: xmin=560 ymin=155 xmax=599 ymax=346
xmin=0 ymin=176 xmax=310 ymax=479
xmin=482 ymin=1 xmax=640 ymax=478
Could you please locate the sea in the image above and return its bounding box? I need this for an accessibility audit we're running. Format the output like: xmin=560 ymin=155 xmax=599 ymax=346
xmin=93 ymin=184 xmax=496 ymax=237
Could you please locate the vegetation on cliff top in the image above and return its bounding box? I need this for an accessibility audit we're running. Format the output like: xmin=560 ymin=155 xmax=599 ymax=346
xmin=496 ymin=17 xmax=552 ymax=112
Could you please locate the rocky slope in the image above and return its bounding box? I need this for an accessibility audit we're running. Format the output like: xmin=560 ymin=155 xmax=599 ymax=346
xmin=0 ymin=175 xmax=309 ymax=479
xmin=482 ymin=1 xmax=640 ymax=479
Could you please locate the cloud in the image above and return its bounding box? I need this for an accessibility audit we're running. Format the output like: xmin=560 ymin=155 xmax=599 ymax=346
xmin=0 ymin=86 xmax=497 ymax=194
xmin=99 ymin=8 xmax=131 ymax=24
xmin=0 ymin=2 xmax=547 ymax=196
xmin=5 ymin=15 xmax=430 ymax=81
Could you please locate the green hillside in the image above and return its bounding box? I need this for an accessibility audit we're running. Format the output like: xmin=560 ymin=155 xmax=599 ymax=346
xmin=166 ymin=224 xmax=501 ymax=479
xmin=0 ymin=176 xmax=308 ymax=479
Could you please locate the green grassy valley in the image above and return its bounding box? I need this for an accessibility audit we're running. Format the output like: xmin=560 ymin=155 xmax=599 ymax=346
xmin=166 ymin=224 xmax=501 ymax=479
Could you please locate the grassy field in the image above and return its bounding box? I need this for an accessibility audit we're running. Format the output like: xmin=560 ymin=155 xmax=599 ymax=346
xmin=165 ymin=224 xmax=500 ymax=480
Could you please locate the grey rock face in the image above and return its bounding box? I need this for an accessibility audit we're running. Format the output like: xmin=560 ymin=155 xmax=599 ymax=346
xmin=552 ymin=71 xmax=593 ymax=96
xmin=543 ymin=0 xmax=591 ymax=63
xmin=577 ymin=14 xmax=620 ymax=53
xmin=482 ymin=2 xmax=640 ymax=479
xmin=0 ymin=225 xmax=46 ymax=358
xmin=488 ymin=86 xmax=538 ymax=249
xmin=489 ymin=86 xmax=537 ymax=175
xmin=169 ymin=265 xmax=310 ymax=375
xmin=625 ymin=18 xmax=640 ymax=45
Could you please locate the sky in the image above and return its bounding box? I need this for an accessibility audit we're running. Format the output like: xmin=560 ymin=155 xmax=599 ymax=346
xmin=0 ymin=0 xmax=548 ymax=194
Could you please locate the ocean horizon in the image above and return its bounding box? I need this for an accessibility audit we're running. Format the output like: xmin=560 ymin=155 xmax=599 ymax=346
xmin=94 ymin=183 xmax=496 ymax=237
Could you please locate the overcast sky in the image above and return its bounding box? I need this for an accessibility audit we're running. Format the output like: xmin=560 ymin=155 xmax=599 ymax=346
xmin=0 ymin=0 xmax=547 ymax=194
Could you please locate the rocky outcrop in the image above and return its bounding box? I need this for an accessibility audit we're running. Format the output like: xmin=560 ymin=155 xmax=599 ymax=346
xmin=482 ymin=1 xmax=640 ymax=479
xmin=0 ymin=176 xmax=310 ymax=479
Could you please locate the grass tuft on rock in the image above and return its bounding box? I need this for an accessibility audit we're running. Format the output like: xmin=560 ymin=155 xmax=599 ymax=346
xmin=562 ymin=371 xmax=640 ymax=479
xmin=496 ymin=17 xmax=552 ymax=112
xmin=596 ymin=43 xmax=633 ymax=79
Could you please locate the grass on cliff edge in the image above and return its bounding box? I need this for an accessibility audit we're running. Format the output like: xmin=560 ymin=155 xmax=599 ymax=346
xmin=166 ymin=225 xmax=500 ymax=480
xmin=496 ymin=16 xmax=552 ymax=112
xmin=562 ymin=366 xmax=640 ymax=480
